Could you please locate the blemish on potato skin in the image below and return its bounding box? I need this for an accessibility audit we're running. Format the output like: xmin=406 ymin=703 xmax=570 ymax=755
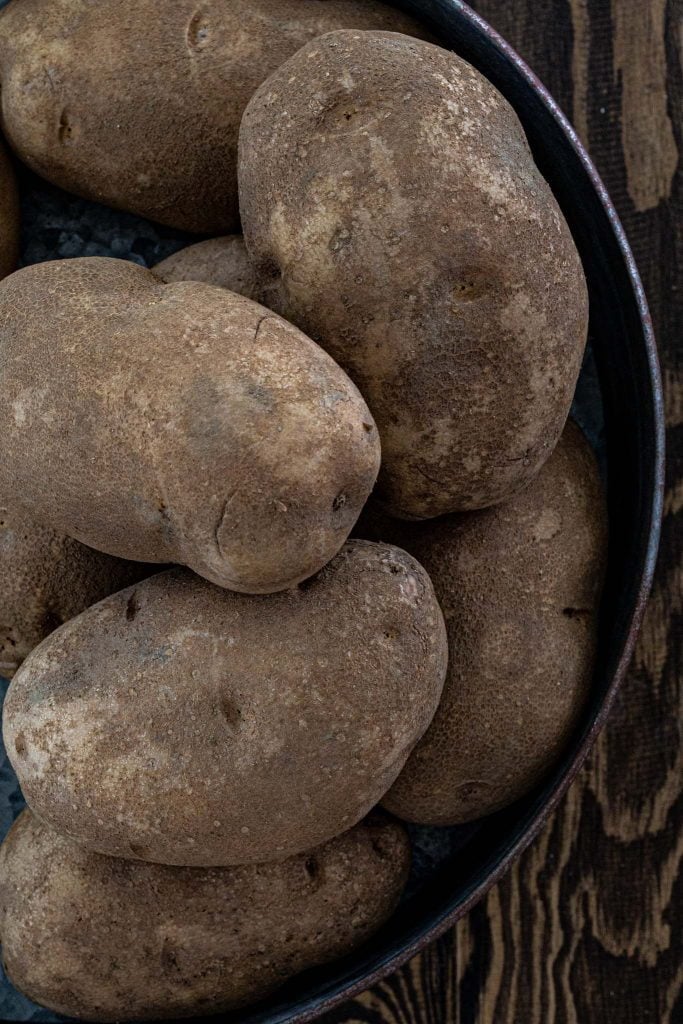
xmin=125 ymin=592 xmax=139 ymax=622
xmin=57 ymin=107 xmax=74 ymax=144
xmin=218 ymin=694 xmax=242 ymax=730
xmin=186 ymin=9 xmax=210 ymax=52
xmin=398 ymin=573 xmax=421 ymax=605
xmin=532 ymin=508 xmax=562 ymax=542
xmin=160 ymin=937 xmax=180 ymax=973
xmin=451 ymin=270 xmax=490 ymax=304
xmin=303 ymin=855 xmax=322 ymax=886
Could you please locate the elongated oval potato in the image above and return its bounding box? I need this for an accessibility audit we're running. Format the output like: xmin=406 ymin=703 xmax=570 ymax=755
xmin=0 ymin=509 xmax=153 ymax=679
xmin=357 ymin=422 xmax=606 ymax=824
xmin=4 ymin=541 xmax=447 ymax=865
xmin=0 ymin=257 xmax=380 ymax=593
xmin=239 ymin=31 xmax=589 ymax=518
xmin=0 ymin=0 xmax=428 ymax=233
xmin=153 ymin=236 xmax=260 ymax=300
xmin=0 ymin=810 xmax=410 ymax=1022
xmin=0 ymin=136 xmax=19 ymax=280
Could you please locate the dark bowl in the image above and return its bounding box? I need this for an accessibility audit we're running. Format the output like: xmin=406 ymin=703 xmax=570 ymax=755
xmin=0 ymin=1 xmax=664 ymax=1022
xmin=210 ymin=2 xmax=664 ymax=1021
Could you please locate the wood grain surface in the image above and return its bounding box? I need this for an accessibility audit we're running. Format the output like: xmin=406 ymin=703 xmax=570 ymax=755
xmin=321 ymin=1 xmax=682 ymax=1021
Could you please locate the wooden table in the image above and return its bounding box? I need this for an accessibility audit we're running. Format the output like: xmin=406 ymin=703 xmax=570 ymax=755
xmin=323 ymin=1 xmax=682 ymax=1021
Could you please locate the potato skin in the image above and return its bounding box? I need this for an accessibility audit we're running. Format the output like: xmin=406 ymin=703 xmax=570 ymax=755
xmin=0 ymin=810 xmax=410 ymax=1022
xmin=0 ymin=0 xmax=429 ymax=233
xmin=239 ymin=30 xmax=589 ymax=518
xmin=4 ymin=541 xmax=447 ymax=865
xmin=0 ymin=257 xmax=380 ymax=593
xmin=0 ymin=137 xmax=19 ymax=280
xmin=0 ymin=509 xmax=153 ymax=679
xmin=153 ymin=236 xmax=260 ymax=300
xmin=357 ymin=422 xmax=607 ymax=824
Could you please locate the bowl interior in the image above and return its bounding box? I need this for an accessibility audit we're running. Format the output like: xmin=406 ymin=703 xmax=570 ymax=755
xmin=0 ymin=1 xmax=663 ymax=1022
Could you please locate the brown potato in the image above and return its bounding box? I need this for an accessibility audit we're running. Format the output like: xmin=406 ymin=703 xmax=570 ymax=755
xmin=0 ymin=257 xmax=380 ymax=593
xmin=0 ymin=809 xmax=410 ymax=1022
xmin=4 ymin=541 xmax=447 ymax=865
xmin=239 ymin=30 xmax=589 ymax=518
xmin=153 ymin=236 xmax=261 ymax=300
xmin=0 ymin=0 xmax=428 ymax=233
xmin=357 ymin=422 xmax=607 ymax=824
xmin=0 ymin=508 xmax=152 ymax=679
xmin=0 ymin=136 xmax=19 ymax=280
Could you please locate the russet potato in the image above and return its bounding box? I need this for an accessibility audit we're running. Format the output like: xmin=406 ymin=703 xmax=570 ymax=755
xmin=0 ymin=0 xmax=428 ymax=232
xmin=4 ymin=542 xmax=447 ymax=865
xmin=0 ymin=810 xmax=410 ymax=1022
xmin=0 ymin=257 xmax=380 ymax=593
xmin=239 ymin=30 xmax=588 ymax=518
xmin=356 ymin=422 xmax=607 ymax=823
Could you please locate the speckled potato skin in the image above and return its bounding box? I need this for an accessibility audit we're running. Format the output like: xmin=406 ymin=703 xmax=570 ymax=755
xmin=356 ymin=422 xmax=607 ymax=824
xmin=153 ymin=236 xmax=261 ymax=300
xmin=0 ymin=0 xmax=429 ymax=233
xmin=0 ymin=137 xmax=19 ymax=280
xmin=0 ymin=810 xmax=410 ymax=1022
xmin=0 ymin=257 xmax=380 ymax=593
xmin=239 ymin=30 xmax=589 ymax=518
xmin=3 ymin=541 xmax=447 ymax=865
xmin=0 ymin=509 xmax=153 ymax=679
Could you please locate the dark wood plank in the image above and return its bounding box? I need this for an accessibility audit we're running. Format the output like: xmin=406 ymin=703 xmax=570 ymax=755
xmin=322 ymin=1 xmax=682 ymax=1020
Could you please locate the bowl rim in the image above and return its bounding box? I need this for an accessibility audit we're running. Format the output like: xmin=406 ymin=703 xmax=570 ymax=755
xmin=275 ymin=2 xmax=665 ymax=1021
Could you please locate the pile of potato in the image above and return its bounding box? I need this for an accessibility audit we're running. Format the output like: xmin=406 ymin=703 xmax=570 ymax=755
xmin=0 ymin=1 xmax=607 ymax=1021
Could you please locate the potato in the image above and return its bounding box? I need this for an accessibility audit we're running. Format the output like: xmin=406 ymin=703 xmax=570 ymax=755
xmin=239 ymin=30 xmax=589 ymax=519
xmin=0 ymin=810 xmax=410 ymax=1022
xmin=0 ymin=257 xmax=380 ymax=593
xmin=0 ymin=0 xmax=428 ymax=233
xmin=356 ymin=422 xmax=606 ymax=824
xmin=0 ymin=136 xmax=19 ymax=280
xmin=4 ymin=541 xmax=447 ymax=865
xmin=153 ymin=236 xmax=261 ymax=300
xmin=0 ymin=509 xmax=153 ymax=679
